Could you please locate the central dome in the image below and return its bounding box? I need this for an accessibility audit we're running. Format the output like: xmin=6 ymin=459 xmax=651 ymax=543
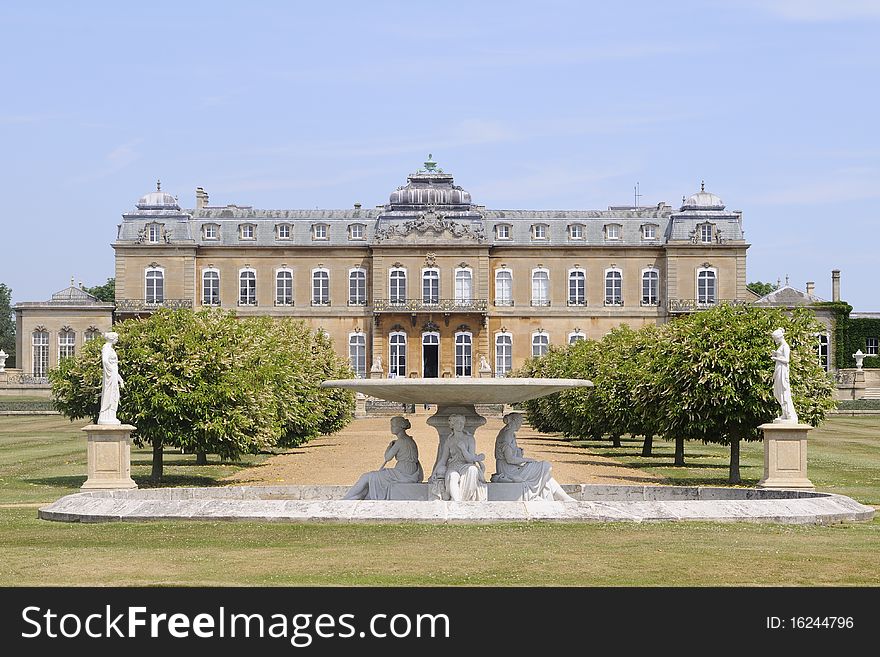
xmin=388 ymin=155 xmax=473 ymax=210
xmin=136 ymin=180 xmax=181 ymax=211
xmin=681 ymin=181 xmax=724 ymax=211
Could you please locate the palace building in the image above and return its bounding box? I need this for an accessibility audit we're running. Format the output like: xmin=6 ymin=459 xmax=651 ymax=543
xmin=107 ymin=157 xmax=750 ymax=379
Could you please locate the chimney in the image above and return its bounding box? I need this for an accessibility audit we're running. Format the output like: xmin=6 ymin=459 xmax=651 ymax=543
xmin=806 ymin=281 xmax=815 ymax=296
xmin=195 ymin=187 xmax=209 ymax=210
xmin=354 ymin=202 xmax=362 ymax=210
xmin=832 ymin=269 xmax=841 ymax=302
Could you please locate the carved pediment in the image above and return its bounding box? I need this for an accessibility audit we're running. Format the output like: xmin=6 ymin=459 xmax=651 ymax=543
xmin=374 ymin=211 xmax=486 ymax=243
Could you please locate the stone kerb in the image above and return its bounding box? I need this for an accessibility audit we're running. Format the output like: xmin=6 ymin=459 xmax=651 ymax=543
xmin=81 ymin=424 xmax=138 ymax=491
xmin=757 ymin=423 xmax=814 ymax=491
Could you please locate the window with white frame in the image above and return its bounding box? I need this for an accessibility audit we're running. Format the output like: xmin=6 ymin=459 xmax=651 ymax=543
xmin=604 ymin=269 xmax=622 ymax=305
xmin=817 ymin=333 xmax=829 ymax=371
xmin=239 ymin=224 xmax=255 ymax=240
xmin=32 ymin=330 xmax=49 ymax=377
xmin=84 ymin=328 xmax=101 ymax=343
xmin=700 ymin=223 xmax=713 ymax=243
xmin=495 ymin=333 xmax=512 ymax=377
xmin=239 ymin=269 xmax=257 ymax=305
xmin=532 ymin=224 xmax=548 ymax=240
xmin=455 ymin=268 xmax=472 ymax=303
xmin=642 ymin=268 xmax=659 ymax=305
xmin=389 ymin=332 xmax=407 ymax=378
xmin=569 ymin=224 xmax=584 ymax=240
xmin=349 ymin=333 xmax=366 ymax=378
xmin=313 ymin=224 xmax=328 ymax=240
xmin=642 ymin=224 xmax=657 ymax=240
xmin=203 ymin=224 xmax=218 ymax=240
xmin=390 ymin=268 xmax=407 ymax=304
xmin=202 ymin=269 xmax=220 ymax=305
xmin=276 ymin=269 xmax=293 ymax=305
xmin=312 ymin=269 xmax=330 ymax=305
xmin=495 ymin=269 xmax=513 ymax=306
xmin=276 ymin=224 xmax=291 ymax=240
xmin=145 ymin=268 xmax=164 ymax=304
xmin=349 ymin=223 xmax=365 ymax=240
xmin=605 ymin=224 xmax=621 ymax=240
xmin=349 ymin=268 xmax=366 ymax=305
xmin=147 ymin=223 xmax=161 ymax=243
xmin=455 ymin=332 xmax=472 ymax=377
xmin=58 ymin=329 xmax=75 ymax=361
xmin=568 ymin=269 xmax=586 ymax=305
xmin=422 ymin=269 xmax=439 ymax=304
xmin=568 ymin=331 xmax=585 ymax=344
xmin=531 ymin=269 xmax=550 ymax=306
xmin=496 ymin=224 xmax=511 ymax=240
xmin=532 ymin=332 xmax=549 ymax=357
xmin=866 ymin=337 xmax=879 ymax=356
xmin=697 ymin=268 xmax=717 ymax=305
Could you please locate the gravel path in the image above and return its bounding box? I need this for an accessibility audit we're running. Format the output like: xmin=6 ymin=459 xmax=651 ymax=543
xmin=226 ymin=414 xmax=663 ymax=486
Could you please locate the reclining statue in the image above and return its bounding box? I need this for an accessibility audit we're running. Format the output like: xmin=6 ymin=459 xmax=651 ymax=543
xmin=343 ymin=416 xmax=424 ymax=500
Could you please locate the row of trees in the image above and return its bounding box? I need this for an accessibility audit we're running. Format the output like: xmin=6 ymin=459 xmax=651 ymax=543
xmin=515 ymin=304 xmax=836 ymax=483
xmin=50 ymin=308 xmax=354 ymax=483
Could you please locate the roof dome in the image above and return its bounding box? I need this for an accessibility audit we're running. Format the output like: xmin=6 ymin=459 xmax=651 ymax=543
xmin=136 ymin=180 xmax=180 ymax=210
xmin=681 ymin=181 xmax=724 ymax=211
xmin=388 ymin=155 xmax=473 ymax=210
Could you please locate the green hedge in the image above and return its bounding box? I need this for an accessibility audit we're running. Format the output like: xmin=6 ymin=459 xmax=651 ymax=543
xmin=0 ymin=399 xmax=57 ymax=412
xmin=836 ymin=399 xmax=880 ymax=411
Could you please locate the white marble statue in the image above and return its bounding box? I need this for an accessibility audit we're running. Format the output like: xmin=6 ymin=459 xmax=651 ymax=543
xmin=343 ymin=416 xmax=424 ymax=500
xmin=433 ymin=414 xmax=487 ymax=501
xmin=853 ymin=349 xmax=865 ymax=372
xmin=0 ymin=349 xmax=7 ymax=372
xmin=370 ymin=355 xmax=383 ymax=373
xmin=770 ymin=328 xmax=798 ymax=424
xmin=478 ymin=354 xmax=492 ymax=373
xmin=98 ymin=332 xmax=124 ymax=425
xmin=491 ymin=412 xmax=575 ymax=501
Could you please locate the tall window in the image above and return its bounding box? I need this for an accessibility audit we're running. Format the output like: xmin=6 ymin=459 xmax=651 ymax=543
xmin=147 ymin=223 xmax=161 ymax=243
xmin=422 ymin=269 xmax=439 ymax=304
xmin=605 ymin=269 xmax=622 ymax=305
xmin=531 ymin=269 xmax=550 ymax=306
xmin=349 ymin=268 xmax=366 ymax=305
xmin=349 ymin=333 xmax=366 ymax=378
xmin=495 ymin=269 xmax=513 ymax=306
xmin=495 ymin=333 xmax=512 ymax=377
xmin=390 ymin=268 xmax=407 ymax=304
xmin=312 ymin=269 xmax=330 ymax=305
xmin=568 ymin=331 xmax=585 ymax=344
xmin=455 ymin=332 xmax=472 ymax=377
xmin=605 ymin=224 xmax=621 ymax=240
xmin=817 ymin=333 xmax=829 ymax=371
xmin=568 ymin=269 xmax=586 ymax=305
xmin=276 ymin=269 xmax=293 ymax=305
xmin=145 ymin=268 xmax=164 ymax=304
xmin=697 ymin=268 xmax=717 ymax=305
xmin=532 ymin=332 xmax=549 ymax=357
xmin=239 ymin=270 xmax=257 ymax=306
xmin=866 ymin=337 xmax=879 ymax=356
xmin=84 ymin=328 xmax=101 ymax=342
xmin=202 ymin=270 xmax=220 ymax=305
xmin=455 ymin=269 xmax=472 ymax=303
xmin=642 ymin=269 xmax=659 ymax=305
xmin=389 ymin=332 xmax=407 ymax=378
xmin=58 ymin=329 xmax=75 ymax=361
xmin=700 ymin=224 xmax=713 ymax=243
xmin=32 ymin=330 xmax=49 ymax=377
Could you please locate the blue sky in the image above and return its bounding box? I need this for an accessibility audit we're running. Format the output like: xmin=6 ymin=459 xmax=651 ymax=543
xmin=1 ymin=0 xmax=878 ymax=309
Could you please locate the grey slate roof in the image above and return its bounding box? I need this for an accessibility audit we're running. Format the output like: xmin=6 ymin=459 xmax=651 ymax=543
xmin=753 ymin=285 xmax=825 ymax=306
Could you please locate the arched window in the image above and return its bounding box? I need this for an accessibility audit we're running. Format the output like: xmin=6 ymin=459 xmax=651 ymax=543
xmin=349 ymin=268 xmax=367 ymax=305
xmin=641 ymin=268 xmax=659 ymax=306
xmin=455 ymin=332 xmax=472 ymax=377
xmin=84 ymin=328 xmax=101 ymax=342
xmin=604 ymin=268 xmax=622 ymax=306
xmin=145 ymin=267 xmax=164 ymax=304
xmin=495 ymin=269 xmax=513 ymax=306
xmin=239 ymin=269 xmax=257 ymax=306
xmin=697 ymin=268 xmax=717 ymax=305
xmin=390 ymin=268 xmax=407 ymax=304
xmin=389 ymin=332 xmax=407 ymax=378
xmin=455 ymin=268 xmax=472 ymax=304
xmin=568 ymin=269 xmax=586 ymax=306
xmin=568 ymin=331 xmax=586 ymax=344
xmin=532 ymin=332 xmax=549 ymax=357
xmin=495 ymin=333 xmax=513 ymax=377
xmin=276 ymin=269 xmax=293 ymax=306
xmin=531 ymin=269 xmax=550 ymax=306
xmin=202 ymin=269 xmax=220 ymax=306
xmin=58 ymin=328 xmax=75 ymax=361
xmin=816 ymin=333 xmax=829 ymax=372
xmin=312 ymin=268 xmax=330 ymax=305
xmin=422 ymin=268 xmax=439 ymax=305
xmin=32 ymin=330 xmax=49 ymax=377
xmin=349 ymin=333 xmax=366 ymax=378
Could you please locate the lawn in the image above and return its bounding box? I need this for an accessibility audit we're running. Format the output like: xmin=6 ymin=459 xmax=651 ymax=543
xmin=0 ymin=415 xmax=877 ymax=586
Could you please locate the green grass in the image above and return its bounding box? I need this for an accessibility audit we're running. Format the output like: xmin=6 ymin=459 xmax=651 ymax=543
xmin=0 ymin=415 xmax=877 ymax=586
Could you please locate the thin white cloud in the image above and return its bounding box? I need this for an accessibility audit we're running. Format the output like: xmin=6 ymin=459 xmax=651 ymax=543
xmin=736 ymin=0 xmax=880 ymax=21
xmin=65 ymin=139 xmax=143 ymax=185
xmin=749 ymin=169 xmax=880 ymax=205
xmin=473 ymin=163 xmax=637 ymax=206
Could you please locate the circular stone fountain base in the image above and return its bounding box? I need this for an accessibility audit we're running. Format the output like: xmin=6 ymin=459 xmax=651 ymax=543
xmin=38 ymin=485 xmax=874 ymax=525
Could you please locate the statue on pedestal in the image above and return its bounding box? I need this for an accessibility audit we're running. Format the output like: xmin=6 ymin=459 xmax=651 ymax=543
xmin=491 ymin=412 xmax=574 ymax=501
xmin=98 ymin=332 xmax=124 ymax=425
xmin=432 ymin=414 xmax=487 ymax=501
xmin=0 ymin=349 xmax=7 ymax=373
xmin=770 ymin=328 xmax=798 ymax=424
xmin=343 ymin=416 xmax=423 ymax=500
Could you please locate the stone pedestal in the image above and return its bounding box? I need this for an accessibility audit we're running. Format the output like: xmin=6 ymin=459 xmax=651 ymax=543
xmin=81 ymin=424 xmax=138 ymax=490
xmin=354 ymin=393 xmax=367 ymax=418
xmin=757 ymin=423 xmax=814 ymax=490
xmin=853 ymin=370 xmax=866 ymax=400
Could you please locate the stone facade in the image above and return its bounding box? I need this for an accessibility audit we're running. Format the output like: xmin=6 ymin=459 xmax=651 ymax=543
xmin=111 ymin=160 xmax=750 ymax=377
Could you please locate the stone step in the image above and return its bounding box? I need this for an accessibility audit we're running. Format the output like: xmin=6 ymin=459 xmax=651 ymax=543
xmin=863 ymin=388 xmax=880 ymax=399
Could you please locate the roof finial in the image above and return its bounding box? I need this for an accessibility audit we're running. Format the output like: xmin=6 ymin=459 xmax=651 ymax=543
xmin=424 ymin=154 xmax=437 ymax=172
xmin=776 ymin=277 xmax=781 ymax=288
xmin=700 ymin=179 xmax=705 ymax=192
xmin=157 ymin=179 xmax=161 ymax=192
xmin=70 ymin=276 xmax=75 ymax=288
xmin=785 ymin=274 xmax=790 ymax=286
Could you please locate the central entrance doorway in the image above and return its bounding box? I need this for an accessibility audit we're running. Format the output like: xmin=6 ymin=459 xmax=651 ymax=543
xmin=422 ymin=332 xmax=439 ymax=378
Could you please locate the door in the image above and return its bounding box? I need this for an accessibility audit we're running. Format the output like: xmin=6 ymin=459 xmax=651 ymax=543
xmin=422 ymin=332 xmax=439 ymax=378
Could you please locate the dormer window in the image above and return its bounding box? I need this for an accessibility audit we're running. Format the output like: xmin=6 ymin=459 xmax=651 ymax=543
xmin=642 ymin=224 xmax=657 ymax=240
xmin=700 ymin=223 xmax=714 ymax=243
xmin=239 ymin=224 xmax=256 ymax=240
xmin=203 ymin=224 xmax=219 ymax=240
xmin=313 ymin=223 xmax=329 ymax=240
xmin=605 ymin=224 xmax=621 ymax=240
xmin=349 ymin=223 xmax=365 ymax=240
xmin=147 ymin=223 xmax=161 ymax=244
xmin=532 ymin=224 xmax=548 ymax=240
xmin=496 ymin=224 xmax=512 ymax=240
xmin=569 ymin=224 xmax=584 ymax=240
xmin=276 ymin=223 xmax=291 ymax=240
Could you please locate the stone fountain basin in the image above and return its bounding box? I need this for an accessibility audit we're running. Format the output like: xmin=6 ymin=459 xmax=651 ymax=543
xmin=38 ymin=485 xmax=874 ymax=525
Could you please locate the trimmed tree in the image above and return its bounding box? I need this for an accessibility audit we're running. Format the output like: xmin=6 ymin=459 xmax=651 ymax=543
xmin=0 ymin=283 xmax=15 ymax=368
